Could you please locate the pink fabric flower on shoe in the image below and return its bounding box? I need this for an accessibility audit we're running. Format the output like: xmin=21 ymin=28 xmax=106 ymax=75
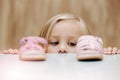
xmin=19 ymin=36 xmax=47 ymax=53
xmin=19 ymin=36 xmax=48 ymax=61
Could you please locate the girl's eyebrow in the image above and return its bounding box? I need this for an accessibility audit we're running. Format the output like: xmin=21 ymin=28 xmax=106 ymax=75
xmin=68 ymin=35 xmax=79 ymax=38
xmin=50 ymin=34 xmax=79 ymax=38
xmin=50 ymin=35 xmax=59 ymax=38
xmin=49 ymin=35 xmax=59 ymax=39
xmin=68 ymin=35 xmax=79 ymax=41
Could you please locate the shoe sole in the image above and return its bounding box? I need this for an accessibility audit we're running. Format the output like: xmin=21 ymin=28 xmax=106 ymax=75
xmin=19 ymin=50 xmax=46 ymax=61
xmin=77 ymin=50 xmax=103 ymax=61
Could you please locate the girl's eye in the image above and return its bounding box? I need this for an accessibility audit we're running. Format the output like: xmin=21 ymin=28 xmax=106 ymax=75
xmin=68 ymin=42 xmax=76 ymax=47
xmin=49 ymin=41 xmax=59 ymax=46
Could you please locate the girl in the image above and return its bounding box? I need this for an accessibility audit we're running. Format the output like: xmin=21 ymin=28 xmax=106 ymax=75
xmin=1 ymin=13 xmax=120 ymax=54
xmin=39 ymin=13 xmax=120 ymax=54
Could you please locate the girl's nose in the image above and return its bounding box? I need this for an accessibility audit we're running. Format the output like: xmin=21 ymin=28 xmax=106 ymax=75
xmin=58 ymin=49 xmax=68 ymax=53
xmin=58 ymin=42 xmax=68 ymax=54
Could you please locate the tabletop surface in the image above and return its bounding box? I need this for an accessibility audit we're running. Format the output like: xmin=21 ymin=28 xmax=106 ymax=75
xmin=0 ymin=53 xmax=120 ymax=80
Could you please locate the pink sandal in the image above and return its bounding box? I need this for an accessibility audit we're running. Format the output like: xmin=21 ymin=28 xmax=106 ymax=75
xmin=19 ymin=36 xmax=47 ymax=61
xmin=76 ymin=35 xmax=103 ymax=60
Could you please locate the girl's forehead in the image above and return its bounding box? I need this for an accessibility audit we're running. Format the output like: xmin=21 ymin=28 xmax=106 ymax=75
xmin=49 ymin=20 xmax=81 ymax=39
xmin=52 ymin=20 xmax=81 ymax=33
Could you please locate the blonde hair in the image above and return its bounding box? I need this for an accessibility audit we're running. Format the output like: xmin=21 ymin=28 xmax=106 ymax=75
xmin=39 ymin=13 xmax=89 ymax=40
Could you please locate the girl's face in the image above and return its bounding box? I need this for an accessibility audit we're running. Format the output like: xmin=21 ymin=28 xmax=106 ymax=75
xmin=47 ymin=20 xmax=82 ymax=53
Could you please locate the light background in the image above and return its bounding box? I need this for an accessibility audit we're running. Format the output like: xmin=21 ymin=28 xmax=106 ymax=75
xmin=0 ymin=0 xmax=120 ymax=50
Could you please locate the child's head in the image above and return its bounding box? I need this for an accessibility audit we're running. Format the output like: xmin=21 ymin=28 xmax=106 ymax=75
xmin=39 ymin=13 xmax=89 ymax=53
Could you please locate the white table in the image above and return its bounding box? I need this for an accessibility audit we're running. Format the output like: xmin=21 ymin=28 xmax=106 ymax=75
xmin=0 ymin=53 xmax=120 ymax=80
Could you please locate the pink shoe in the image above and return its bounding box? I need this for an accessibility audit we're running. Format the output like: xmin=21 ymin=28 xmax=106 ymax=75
xmin=76 ymin=35 xmax=103 ymax=60
xmin=19 ymin=36 xmax=47 ymax=61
